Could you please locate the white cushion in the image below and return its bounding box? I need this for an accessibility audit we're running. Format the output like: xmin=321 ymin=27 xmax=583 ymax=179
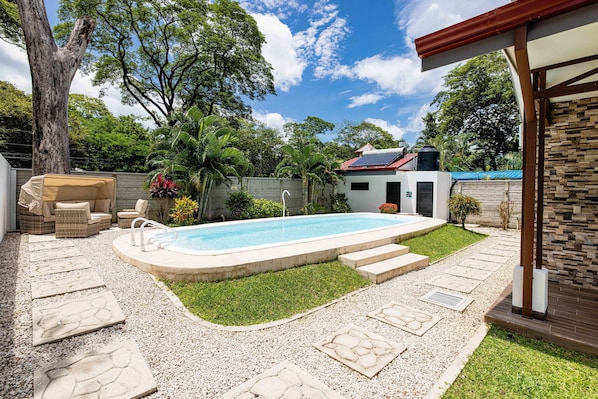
xmin=94 ymin=199 xmax=111 ymax=213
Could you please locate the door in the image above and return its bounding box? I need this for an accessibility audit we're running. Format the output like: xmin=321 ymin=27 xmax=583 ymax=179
xmin=386 ymin=182 xmax=401 ymax=211
xmin=416 ymin=182 xmax=434 ymax=217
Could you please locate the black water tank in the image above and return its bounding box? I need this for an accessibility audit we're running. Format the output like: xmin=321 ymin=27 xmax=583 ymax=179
xmin=417 ymin=146 xmax=440 ymax=171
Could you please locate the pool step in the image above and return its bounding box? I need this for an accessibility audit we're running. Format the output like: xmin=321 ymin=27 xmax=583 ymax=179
xmin=356 ymin=253 xmax=429 ymax=284
xmin=338 ymin=244 xmax=410 ymax=268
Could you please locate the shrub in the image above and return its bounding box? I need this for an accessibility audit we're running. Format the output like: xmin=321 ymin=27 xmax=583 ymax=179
xmin=226 ymin=190 xmax=254 ymax=220
xmin=497 ymin=199 xmax=514 ymax=230
xmin=249 ymin=198 xmax=284 ymax=218
xmin=149 ymin=174 xmax=178 ymax=223
xmin=448 ymin=194 xmax=481 ymax=229
xmin=330 ymin=193 xmax=352 ymax=213
xmin=379 ymin=203 xmax=398 ymax=214
xmin=170 ymin=196 xmax=198 ymax=226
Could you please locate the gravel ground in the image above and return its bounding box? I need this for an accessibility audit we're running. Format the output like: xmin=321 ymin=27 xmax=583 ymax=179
xmin=0 ymin=226 xmax=519 ymax=398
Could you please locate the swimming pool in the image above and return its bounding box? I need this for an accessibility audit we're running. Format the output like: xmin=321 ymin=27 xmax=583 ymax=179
xmin=112 ymin=213 xmax=445 ymax=281
xmin=159 ymin=213 xmax=418 ymax=255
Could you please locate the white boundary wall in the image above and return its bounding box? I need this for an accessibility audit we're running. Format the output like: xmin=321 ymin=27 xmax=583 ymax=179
xmin=0 ymin=154 xmax=16 ymax=240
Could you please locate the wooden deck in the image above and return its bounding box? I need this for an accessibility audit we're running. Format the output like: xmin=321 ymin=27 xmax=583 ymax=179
xmin=485 ymin=282 xmax=598 ymax=356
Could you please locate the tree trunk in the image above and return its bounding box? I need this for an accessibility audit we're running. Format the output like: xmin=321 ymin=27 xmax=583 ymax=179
xmin=16 ymin=0 xmax=95 ymax=175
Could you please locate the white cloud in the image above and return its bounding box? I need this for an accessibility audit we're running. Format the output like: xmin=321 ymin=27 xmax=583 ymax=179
xmin=365 ymin=118 xmax=405 ymax=141
xmin=252 ymin=13 xmax=306 ymax=92
xmin=405 ymin=103 xmax=431 ymax=133
xmin=252 ymin=111 xmax=289 ymax=133
xmin=347 ymin=93 xmax=383 ymax=108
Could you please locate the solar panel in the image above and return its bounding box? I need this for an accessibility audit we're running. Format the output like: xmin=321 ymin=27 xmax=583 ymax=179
xmin=350 ymin=152 xmax=402 ymax=167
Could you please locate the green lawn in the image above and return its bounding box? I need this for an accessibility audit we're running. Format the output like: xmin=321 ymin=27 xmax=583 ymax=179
xmin=399 ymin=224 xmax=487 ymax=262
xmin=443 ymin=326 xmax=598 ymax=399
xmin=161 ymin=261 xmax=371 ymax=326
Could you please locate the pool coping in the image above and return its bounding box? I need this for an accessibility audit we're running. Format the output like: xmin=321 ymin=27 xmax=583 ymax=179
xmin=112 ymin=215 xmax=446 ymax=282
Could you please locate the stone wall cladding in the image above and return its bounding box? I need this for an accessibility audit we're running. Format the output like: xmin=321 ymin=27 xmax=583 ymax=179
xmin=543 ymin=96 xmax=598 ymax=290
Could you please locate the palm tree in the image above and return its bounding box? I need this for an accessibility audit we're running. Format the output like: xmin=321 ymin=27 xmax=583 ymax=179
xmin=147 ymin=106 xmax=249 ymax=221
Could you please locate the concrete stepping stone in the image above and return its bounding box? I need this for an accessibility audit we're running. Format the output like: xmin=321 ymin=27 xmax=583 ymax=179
xmin=222 ymin=360 xmax=345 ymax=399
xmin=30 ymin=247 xmax=82 ymax=262
xmin=29 ymin=240 xmax=76 ymax=252
xmin=28 ymin=235 xmax=57 ymax=243
xmin=30 ymin=258 xmax=92 ymax=277
xmin=445 ymin=266 xmax=493 ymax=281
xmin=356 ymin=253 xmax=429 ymax=284
xmin=470 ymin=253 xmax=510 ymax=264
xmin=458 ymin=258 xmax=502 ymax=272
xmin=339 ymin=244 xmax=409 ymax=268
xmin=34 ymin=339 xmax=157 ymax=399
xmin=483 ymin=248 xmax=517 ymax=257
xmin=314 ymin=324 xmax=406 ymax=378
xmin=367 ymin=302 xmax=441 ymax=336
xmin=31 ymin=271 xmax=106 ymax=299
xmin=32 ymin=292 xmax=125 ymax=346
xmin=427 ymin=275 xmax=480 ymax=294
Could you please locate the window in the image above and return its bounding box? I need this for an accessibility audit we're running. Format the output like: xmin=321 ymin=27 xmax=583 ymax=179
xmin=351 ymin=182 xmax=369 ymax=191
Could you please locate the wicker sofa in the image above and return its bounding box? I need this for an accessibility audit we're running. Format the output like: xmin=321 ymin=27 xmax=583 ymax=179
xmin=18 ymin=174 xmax=116 ymax=235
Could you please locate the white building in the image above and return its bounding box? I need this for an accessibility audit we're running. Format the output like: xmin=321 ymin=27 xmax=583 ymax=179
xmin=337 ymin=145 xmax=452 ymax=220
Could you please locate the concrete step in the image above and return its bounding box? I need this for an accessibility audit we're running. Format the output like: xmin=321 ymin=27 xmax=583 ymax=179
xmin=356 ymin=253 xmax=429 ymax=284
xmin=339 ymin=244 xmax=410 ymax=268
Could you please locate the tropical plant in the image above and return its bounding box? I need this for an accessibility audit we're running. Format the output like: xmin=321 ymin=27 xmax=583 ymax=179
xmin=330 ymin=193 xmax=352 ymax=213
xmin=225 ymin=190 xmax=254 ymax=220
xmin=448 ymin=194 xmax=482 ymax=229
xmin=147 ymin=106 xmax=249 ymax=222
xmin=148 ymin=174 xmax=178 ymax=224
xmin=249 ymin=198 xmax=284 ymax=219
xmin=170 ymin=196 xmax=198 ymax=226
xmin=379 ymin=203 xmax=398 ymax=214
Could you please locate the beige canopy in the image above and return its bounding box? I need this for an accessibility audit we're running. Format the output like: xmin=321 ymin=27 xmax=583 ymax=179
xmin=18 ymin=174 xmax=116 ymax=216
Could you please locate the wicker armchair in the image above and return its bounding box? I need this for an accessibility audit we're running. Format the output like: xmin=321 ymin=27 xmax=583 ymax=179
xmin=117 ymin=199 xmax=149 ymax=229
xmin=55 ymin=208 xmax=102 ymax=238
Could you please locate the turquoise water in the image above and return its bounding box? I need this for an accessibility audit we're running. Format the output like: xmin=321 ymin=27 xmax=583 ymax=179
xmin=161 ymin=213 xmax=416 ymax=254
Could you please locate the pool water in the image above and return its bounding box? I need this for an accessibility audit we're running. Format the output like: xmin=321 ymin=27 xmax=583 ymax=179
xmin=159 ymin=213 xmax=418 ymax=254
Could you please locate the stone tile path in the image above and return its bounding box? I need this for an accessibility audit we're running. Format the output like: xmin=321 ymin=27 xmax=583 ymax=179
xmin=29 ymin=240 xmax=75 ymax=252
xmin=470 ymin=253 xmax=510 ymax=264
xmin=32 ymin=291 xmax=126 ymax=346
xmin=427 ymin=274 xmax=481 ymax=293
xmin=445 ymin=265 xmax=493 ymax=281
xmin=313 ymin=324 xmax=406 ymax=378
xmin=30 ymin=247 xmax=82 ymax=262
xmin=33 ymin=339 xmax=157 ymax=399
xmin=31 ymin=271 xmax=105 ymax=299
xmin=222 ymin=361 xmax=345 ymax=399
xmin=368 ymin=301 xmax=442 ymax=336
xmin=459 ymin=258 xmax=503 ymax=271
xmin=30 ymin=258 xmax=92 ymax=276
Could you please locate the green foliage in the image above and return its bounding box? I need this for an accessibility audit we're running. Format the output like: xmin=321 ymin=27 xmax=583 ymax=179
xmin=170 ymin=196 xmax=198 ymax=226
xmin=399 ymin=224 xmax=486 ymax=262
xmin=284 ymin=116 xmax=334 ymax=149
xmin=225 ymin=190 xmax=254 ymax=220
xmin=0 ymin=81 xmax=32 ymax=167
xmin=0 ymin=0 xmax=23 ymax=47
xmin=379 ymin=203 xmax=398 ymax=214
xmin=249 ymin=198 xmax=284 ymax=219
xmin=147 ymin=106 xmax=249 ymax=221
xmin=160 ymin=261 xmax=370 ymax=326
xmin=330 ymin=193 xmax=352 ymax=213
xmin=235 ymin=120 xmax=283 ymax=176
xmin=335 ymin=121 xmax=399 ymax=153
xmin=448 ymin=194 xmax=482 ymax=229
xmin=443 ymin=326 xmax=598 ymax=399
xmin=56 ymin=0 xmax=275 ymax=126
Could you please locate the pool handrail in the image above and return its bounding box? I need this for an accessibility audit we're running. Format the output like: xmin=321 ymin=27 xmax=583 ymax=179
xmin=130 ymin=218 xmax=178 ymax=251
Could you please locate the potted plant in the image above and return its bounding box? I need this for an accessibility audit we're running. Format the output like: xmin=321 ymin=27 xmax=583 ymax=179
xmin=379 ymin=203 xmax=398 ymax=214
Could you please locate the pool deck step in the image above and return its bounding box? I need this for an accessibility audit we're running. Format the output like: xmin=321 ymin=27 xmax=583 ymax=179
xmin=356 ymin=253 xmax=430 ymax=284
xmin=339 ymin=244 xmax=410 ymax=268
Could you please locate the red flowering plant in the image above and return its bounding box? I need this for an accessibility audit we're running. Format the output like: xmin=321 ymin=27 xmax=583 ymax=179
xmin=379 ymin=203 xmax=398 ymax=214
xmin=149 ymin=174 xmax=178 ymax=223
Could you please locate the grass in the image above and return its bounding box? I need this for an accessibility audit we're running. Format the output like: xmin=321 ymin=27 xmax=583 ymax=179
xmin=161 ymin=261 xmax=371 ymax=326
xmin=160 ymin=223 xmax=487 ymax=326
xmin=399 ymin=224 xmax=487 ymax=262
xmin=443 ymin=325 xmax=598 ymax=399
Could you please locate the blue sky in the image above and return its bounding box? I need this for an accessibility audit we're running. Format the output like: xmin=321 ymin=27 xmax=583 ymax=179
xmin=0 ymin=0 xmax=509 ymax=145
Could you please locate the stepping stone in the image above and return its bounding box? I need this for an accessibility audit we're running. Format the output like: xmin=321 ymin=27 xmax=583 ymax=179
xmin=357 ymin=253 xmax=429 ymax=284
xmin=427 ymin=275 xmax=480 ymax=294
xmin=367 ymin=302 xmax=441 ymax=336
xmin=32 ymin=292 xmax=125 ymax=346
xmin=470 ymin=253 xmax=510 ymax=264
xmin=458 ymin=258 xmax=503 ymax=272
xmin=419 ymin=289 xmax=474 ymax=312
xmin=481 ymin=248 xmax=517 ymax=257
xmin=445 ymin=266 xmax=493 ymax=281
xmin=339 ymin=244 xmax=409 ymax=268
xmin=28 ymin=235 xmax=57 ymax=243
xmin=314 ymin=324 xmax=406 ymax=378
xmin=30 ymin=247 xmax=82 ymax=262
xmin=31 ymin=271 xmax=106 ymax=299
xmin=34 ymin=339 xmax=157 ymax=399
xmin=495 ymin=240 xmax=520 ymax=247
xmin=30 ymin=258 xmax=92 ymax=277
xmin=29 ymin=241 xmax=75 ymax=252
xmin=222 ymin=360 xmax=345 ymax=399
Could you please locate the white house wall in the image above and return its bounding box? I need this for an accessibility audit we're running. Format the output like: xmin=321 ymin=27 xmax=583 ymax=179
xmin=338 ymin=171 xmax=451 ymax=220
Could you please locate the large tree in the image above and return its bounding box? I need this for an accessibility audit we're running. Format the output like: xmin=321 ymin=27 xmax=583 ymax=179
xmin=335 ymin=121 xmax=399 ymax=152
xmin=283 ymin=116 xmax=335 ymax=149
xmin=16 ymin=0 xmax=95 ymax=175
xmin=430 ymin=52 xmax=520 ymax=170
xmin=57 ymin=0 xmax=275 ymax=126
xmin=235 ymin=119 xmax=283 ymax=177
